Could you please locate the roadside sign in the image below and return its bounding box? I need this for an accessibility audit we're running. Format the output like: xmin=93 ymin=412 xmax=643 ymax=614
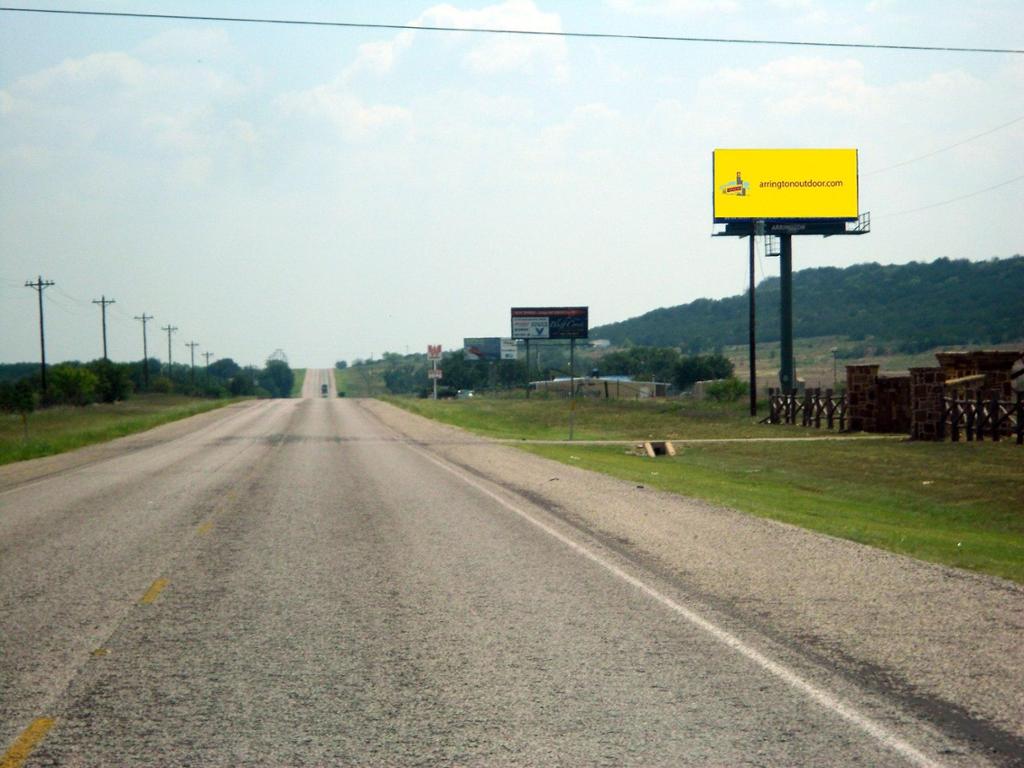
xmin=428 ymin=368 xmax=443 ymax=380
xmin=427 ymin=344 xmax=442 ymax=360
xmin=510 ymin=307 xmax=588 ymax=340
xmin=500 ymin=338 xmax=519 ymax=360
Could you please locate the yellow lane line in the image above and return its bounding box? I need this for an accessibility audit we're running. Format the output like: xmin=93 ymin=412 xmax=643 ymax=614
xmin=1 ymin=717 xmax=55 ymax=768
xmin=140 ymin=578 xmax=169 ymax=604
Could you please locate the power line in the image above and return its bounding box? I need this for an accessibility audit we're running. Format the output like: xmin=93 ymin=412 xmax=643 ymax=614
xmin=864 ymin=115 xmax=1024 ymax=175
xmin=880 ymin=173 xmax=1024 ymax=218
xmin=1 ymin=6 xmax=1021 ymax=55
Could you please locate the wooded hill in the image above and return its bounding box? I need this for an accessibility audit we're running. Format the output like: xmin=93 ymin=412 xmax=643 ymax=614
xmin=591 ymin=256 xmax=1024 ymax=353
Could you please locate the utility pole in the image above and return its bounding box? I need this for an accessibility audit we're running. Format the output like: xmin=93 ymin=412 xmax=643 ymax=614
xmin=162 ymin=325 xmax=178 ymax=379
xmin=748 ymin=233 xmax=757 ymax=416
xmin=202 ymin=351 xmax=214 ymax=383
xmin=185 ymin=341 xmax=199 ymax=383
xmin=25 ymin=276 xmax=55 ymax=395
xmin=134 ymin=313 xmax=153 ymax=389
xmin=779 ymin=234 xmax=795 ymax=393
xmin=92 ymin=295 xmax=116 ymax=360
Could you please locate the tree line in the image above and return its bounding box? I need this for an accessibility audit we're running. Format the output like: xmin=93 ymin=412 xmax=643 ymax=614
xmin=590 ymin=256 xmax=1024 ymax=352
xmin=349 ymin=347 xmax=735 ymax=397
xmin=0 ymin=356 xmax=296 ymax=417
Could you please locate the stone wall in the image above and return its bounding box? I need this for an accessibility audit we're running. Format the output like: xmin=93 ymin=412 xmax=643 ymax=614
xmin=845 ymin=364 xmax=879 ymax=432
xmin=876 ymin=374 xmax=912 ymax=433
xmin=910 ymin=367 xmax=946 ymax=441
xmin=935 ymin=350 xmax=1021 ymax=399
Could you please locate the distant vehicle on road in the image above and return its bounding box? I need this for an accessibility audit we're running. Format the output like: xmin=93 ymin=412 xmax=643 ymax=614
xmin=456 ymin=389 xmax=475 ymax=399
xmin=321 ymin=383 xmax=329 ymax=397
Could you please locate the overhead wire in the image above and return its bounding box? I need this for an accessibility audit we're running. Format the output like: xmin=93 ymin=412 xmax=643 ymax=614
xmin=0 ymin=6 xmax=1021 ymax=55
xmin=878 ymin=173 xmax=1024 ymax=218
xmin=2 ymin=7 xmax=1020 ymax=229
xmin=863 ymin=115 xmax=1024 ymax=175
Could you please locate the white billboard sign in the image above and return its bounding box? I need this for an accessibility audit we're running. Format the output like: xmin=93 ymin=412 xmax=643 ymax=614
xmin=512 ymin=317 xmax=549 ymax=339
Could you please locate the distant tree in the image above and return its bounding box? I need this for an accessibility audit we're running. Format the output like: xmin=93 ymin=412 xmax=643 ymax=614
xmin=335 ymin=360 xmax=348 ymax=369
xmin=383 ymin=363 xmax=423 ymax=394
xmin=0 ymin=380 xmax=37 ymax=440
xmin=50 ymin=365 xmax=99 ymax=406
xmin=705 ymin=378 xmax=747 ymax=402
xmin=88 ymin=359 xmax=134 ymax=403
xmin=0 ymin=363 xmax=43 ymax=384
xmin=599 ymin=346 xmax=681 ymax=382
xmin=228 ymin=374 xmax=255 ymax=396
xmin=590 ymin=256 xmax=1024 ymax=350
xmin=674 ymin=354 xmax=735 ymax=390
xmin=208 ymin=358 xmax=242 ymax=381
xmin=128 ymin=358 xmax=162 ymax=391
xmin=257 ymin=359 xmax=294 ymax=398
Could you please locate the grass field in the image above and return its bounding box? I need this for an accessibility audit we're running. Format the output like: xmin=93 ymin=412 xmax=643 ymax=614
xmin=0 ymin=394 xmax=241 ymax=466
xmin=290 ymin=368 xmax=306 ymax=397
xmin=385 ymin=395 xmax=1024 ymax=583
xmin=336 ymin=366 xmax=387 ymax=397
xmin=384 ymin=395 xmax=800 ymax=441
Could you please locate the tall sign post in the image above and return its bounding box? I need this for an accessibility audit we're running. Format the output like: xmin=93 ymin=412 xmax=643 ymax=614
xmin=511 ymin=307 xmax=588 ymax=440
xmin=712 ymin=149 xmax=868 ymax=400
xmin=427 ymin=344 xmax=442 ymax=399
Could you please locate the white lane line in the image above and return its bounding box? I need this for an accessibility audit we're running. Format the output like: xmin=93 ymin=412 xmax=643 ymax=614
xmin=404 ymin=442 xmax=946 ymax=768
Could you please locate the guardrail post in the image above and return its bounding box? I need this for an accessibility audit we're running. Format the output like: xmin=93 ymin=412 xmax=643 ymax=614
xmin=1017 ymin=392 xmax=1023 ymax=445
xmin=975 ymin=391 xmax=985 ymax=442
xmin=991 ymin=392 xmax=1001 ymax=442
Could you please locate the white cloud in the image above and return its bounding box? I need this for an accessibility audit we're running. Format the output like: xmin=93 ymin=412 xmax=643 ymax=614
xmin=700 ymin=57 xmax=879 ymax=118
xmin=0 ymin=41 xmax=258 ymax=184
xmin=606 ymin=0 xmax=738 ymax=15
xmin=135 ymin=27 xmax=233 ymax=62
xmin=277 ymin=84 xmax=409 ymax=138
xmin=419 ymin=0 xmax=569 ymax=79
xmin=346 ymin=30 xmax=417 ymax=78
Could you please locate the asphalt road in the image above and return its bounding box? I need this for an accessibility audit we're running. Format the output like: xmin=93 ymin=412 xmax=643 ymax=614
xmin=2 ymin=372 xmax=1020 ymax=766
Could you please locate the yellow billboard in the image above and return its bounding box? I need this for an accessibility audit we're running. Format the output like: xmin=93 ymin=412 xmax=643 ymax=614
xmin=713 ymin=149 xmax=859 ymax=221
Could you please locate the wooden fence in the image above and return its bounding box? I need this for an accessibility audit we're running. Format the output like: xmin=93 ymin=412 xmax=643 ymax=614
xmin=764 ymin=388 xmax=847 ymax=430
xmin=940 ymin=391 xmax=1023 ymax=444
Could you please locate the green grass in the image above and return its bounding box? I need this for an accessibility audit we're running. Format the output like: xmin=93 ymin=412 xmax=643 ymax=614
xmin=386 ymin=395 xmax=1024 ymax=582
xmin=336 ymin=367 xmax=387 ymax=397
xmin=0 ymin=394 xmax=242 ymax=466
xmin=291 ymin=368 xmax=306 ymax=397
xmin=383 ymin=395 xmax=792 ymax=441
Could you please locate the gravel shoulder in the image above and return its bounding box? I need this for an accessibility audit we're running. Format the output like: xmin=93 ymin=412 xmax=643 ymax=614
xmin=359 ymin=398 xmax=1024 ymax=752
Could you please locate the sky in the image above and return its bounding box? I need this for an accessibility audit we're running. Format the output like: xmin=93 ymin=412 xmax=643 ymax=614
xmin=2 ymin=0 xmax=1022 ymax=368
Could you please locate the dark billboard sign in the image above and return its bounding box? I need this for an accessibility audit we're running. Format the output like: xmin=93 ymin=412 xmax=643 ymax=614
xmin=511 ymin=307 xmax=588 ymax=340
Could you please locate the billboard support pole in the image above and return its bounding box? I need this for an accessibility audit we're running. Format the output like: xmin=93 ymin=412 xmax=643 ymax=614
xmin=748 ymin=233 xmax=757 ymax=416
xmin=779 ymin=234 xmax=795 ymax=392
xmin=525 ymin=338 xmax=531 ymax=399
xmin=569 ymin=337 xmax=576 ymax=441
xmin=432 ymin=359 xmax=437 ymax=400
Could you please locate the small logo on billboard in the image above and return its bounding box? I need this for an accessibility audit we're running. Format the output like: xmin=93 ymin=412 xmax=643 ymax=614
xmin=427 ymin=344 xmax=442 ymax=360
xmin=721 ymin=171 xmax=749 ymax=196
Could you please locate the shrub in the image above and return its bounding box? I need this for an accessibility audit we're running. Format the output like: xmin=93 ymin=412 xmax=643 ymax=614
xmin=674 ymin=353 xmax=735 ymax=390
xmin=705 ymin=377 xmax=747 ymax=402
xmin=50 ymin=365 xmax=99 ymax=406
xmin=88 ymin=359 xmax=134 ymax=403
